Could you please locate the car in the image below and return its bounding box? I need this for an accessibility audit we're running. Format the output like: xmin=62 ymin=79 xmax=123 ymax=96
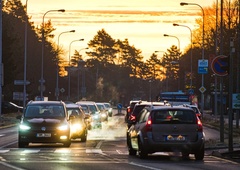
xmin=125 ymin=100 xmax=142 ymax=123
xmin=96 ymin=102 xmax=108 ymax=122
xmin=2 ymin=101 xmax=23 ymax=114
xmin=126 ymin=101 xmax=169 ymax=129
xmin=182 ymin=104 xmax=202 ymax=120
xmin=17 ymin=101 xmax=72 ymax=148
xmin=127 ymin=105 xmax=205 ymax=160
xmin=66 ymin=103 xmax=88 ymax=142
xmin=76 ymin=103 xmax=93 ymax=130
xmin=103 ymin=102 xmax=113 ymax=117
xmin=76 ymin=101 xmax=102 ymax=129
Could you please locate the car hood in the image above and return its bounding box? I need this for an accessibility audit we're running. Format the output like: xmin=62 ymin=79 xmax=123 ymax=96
xmin=25 ymin=118 xmax=63 ymax=124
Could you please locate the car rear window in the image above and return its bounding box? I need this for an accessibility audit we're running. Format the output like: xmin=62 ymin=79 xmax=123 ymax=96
xmin=152 ymin=110 xmax=196 ymax=124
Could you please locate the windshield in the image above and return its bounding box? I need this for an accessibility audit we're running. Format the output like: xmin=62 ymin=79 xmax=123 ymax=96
xmin=25 ymin=105 xmax=65 ymax=118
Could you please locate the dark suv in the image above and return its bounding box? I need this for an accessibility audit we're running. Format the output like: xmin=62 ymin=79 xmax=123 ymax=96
xmin=127 ymin=106 xmax=205 ymax=160
xmin=17 ymin=101 xmax=71 ymax=148
xmin=126 ymin=101 xmax=169 ymax=128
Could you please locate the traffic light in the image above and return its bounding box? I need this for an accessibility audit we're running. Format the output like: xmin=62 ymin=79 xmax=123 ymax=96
xmin=219 ymin=56 xmax=229 ymax=75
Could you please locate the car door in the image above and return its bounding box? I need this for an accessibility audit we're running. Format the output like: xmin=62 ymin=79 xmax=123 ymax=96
xmin=129 ymin=108 xmax=149 ymax=149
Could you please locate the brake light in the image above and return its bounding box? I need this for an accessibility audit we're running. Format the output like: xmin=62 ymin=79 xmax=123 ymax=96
xmin=197 ymin=117 xmax=203 ymax=132
xmin=146 ymin=116 xmax=152 ymax=131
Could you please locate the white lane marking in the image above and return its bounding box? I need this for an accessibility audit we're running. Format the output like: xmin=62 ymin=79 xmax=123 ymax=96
xmin=0 ymin=150 xmax=9 ymax=153
xmin=21 ymin=149 xmax=40 ymax=154
xmin=86 ymin=149 xmax=103 ymax=154
xmin=0 ymin=161 xmax=26 ymax=170
xmin=54 ymin=148 xmax=71 ymax=153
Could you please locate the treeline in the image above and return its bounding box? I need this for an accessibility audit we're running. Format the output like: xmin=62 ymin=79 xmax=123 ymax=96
xmin=2 ymin=0 xmax=240 ymax=107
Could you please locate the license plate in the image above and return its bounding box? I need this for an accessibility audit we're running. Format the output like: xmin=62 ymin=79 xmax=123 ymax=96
xmin=36 ymin=133 xmax=51 ymax=137
xmin=166 ymin=135 xmax=185 ymax=141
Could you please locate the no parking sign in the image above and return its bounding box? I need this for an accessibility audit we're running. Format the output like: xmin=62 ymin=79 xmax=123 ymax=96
xmin=211 ymin=55 xmax=228 ymax=76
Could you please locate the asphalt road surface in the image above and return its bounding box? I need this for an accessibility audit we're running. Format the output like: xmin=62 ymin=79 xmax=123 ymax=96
xmin=0 ymin=109 xmax=239 ymax=170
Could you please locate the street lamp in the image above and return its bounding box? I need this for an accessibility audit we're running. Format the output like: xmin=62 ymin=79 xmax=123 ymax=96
xmin=173 ymin=23 xmax=193 ymax=90
xmin=180 ymin=2 xmax=205 ymax=114
xmin=40 ymin=9 xmax=65 ymax=100
xmin=55 ymin=30 xmax=75 ymax=100
xmin=163 ymin=34 xmax=180 ymax=50
xmin=68 ymin=39 xmax=84 ymax=100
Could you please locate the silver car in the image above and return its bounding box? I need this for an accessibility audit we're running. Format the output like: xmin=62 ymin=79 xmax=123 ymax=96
xmin=127 ymin=106 xmax=205 ymax=160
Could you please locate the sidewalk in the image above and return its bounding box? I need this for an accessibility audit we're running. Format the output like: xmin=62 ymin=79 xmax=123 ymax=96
xmin=203 ymin=110 xmax=240 ymax=163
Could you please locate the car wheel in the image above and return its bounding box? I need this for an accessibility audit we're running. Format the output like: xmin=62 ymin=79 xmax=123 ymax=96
xmin=18 ymin=141 xmax=28 ymax=148
xmin=194 ymin=145 xmax=204 ymax=160
xmin=63 ymin=140 xmax=71 ymax=147
xmin=181 ymin=152 xmax=190 ymax=160
xmin=127 ymin=135 xmax=137 ymax=156
xmin=138 ymin=137 xmax=148 ymax=159
xmin=80 ymin=130 xmax=87 ymax=142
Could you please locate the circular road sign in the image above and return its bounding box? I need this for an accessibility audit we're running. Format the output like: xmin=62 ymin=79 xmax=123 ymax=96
xmin=211 ymin=55 xmax=228 ymax=76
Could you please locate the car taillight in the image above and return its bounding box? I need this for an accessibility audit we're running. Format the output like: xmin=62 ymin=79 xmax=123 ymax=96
xmin=197 ymin=117 xmax=203 ymax=132
xmin=127 ymin=108 xmax=131 ymax=113
xmin=146 ymin=116 xmax=152 ymax=131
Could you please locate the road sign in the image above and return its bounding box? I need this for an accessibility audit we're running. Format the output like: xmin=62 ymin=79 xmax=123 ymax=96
xmin=211 ymin=55 xmax=228 ymax=76
xmin=188 ymin=89 xmax=194 ymax=95
xmin=232 ymin=93 xmax=240 ymax=109
xmin=198 ymin=59 xmax=208 ymax=74
xmin=14 ymin=80 xmax=30 ymax=85
xmin=199 ymin=86 xmax=206 ymax=93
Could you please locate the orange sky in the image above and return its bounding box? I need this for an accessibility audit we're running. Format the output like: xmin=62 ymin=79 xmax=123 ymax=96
xmin=22 ymin=0 xmax=215 ymax=60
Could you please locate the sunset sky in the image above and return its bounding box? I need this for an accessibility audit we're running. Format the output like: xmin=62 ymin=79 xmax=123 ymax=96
xmin=22 ymin=0 xmax=215 ymax=61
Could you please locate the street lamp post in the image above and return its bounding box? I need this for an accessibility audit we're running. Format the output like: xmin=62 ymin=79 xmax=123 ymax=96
xmin=163 ymin=34 xmax=180 ymax=50
xmin=77 ymin=47 xmax=88 ymax=100
xmin=40 ymin=9 xmax=65 ymax=100
xmin=164 ymin=34 xmax=181 ymax=90
xmin=56 ymin=30 xmax=75 ymax=100
xmin=180 ymin=2 xmax=205 ymax=114
xmin=68 ymin=39 xmax=84 ymax=100
xmin=173 ymin=23 xmax=193 ymax=90
xmin=23 ymin=0 xmax=28 ymax=108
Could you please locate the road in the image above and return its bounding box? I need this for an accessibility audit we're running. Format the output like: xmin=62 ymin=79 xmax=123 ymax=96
xmin=0 ymin=109 xmax=239 ymax=170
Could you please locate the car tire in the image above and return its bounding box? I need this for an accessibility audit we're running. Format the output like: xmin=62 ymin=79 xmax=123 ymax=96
xmin=138 ymin=137 xmax=148 ymax=159
xmin=18 ymin=141 xmax=28 ymax=148
xmin=80 ymin=130 xmax=87 ymax=142
xmin=127 ymin=135 xmax=137 ymax=156
xmin=63 ymin=140 xmax=71 ymax=147
xmin=194 ymin=145 xmax=204 ymax=160
xmin=181 ymin=152 xmax=190 ymax=160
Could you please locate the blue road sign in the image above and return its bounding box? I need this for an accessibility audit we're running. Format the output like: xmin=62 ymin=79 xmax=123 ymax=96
xmin=198 ymin=59 xmax=208 ymax=74
xmin=198 ymin=67 xmax=208 ymax=74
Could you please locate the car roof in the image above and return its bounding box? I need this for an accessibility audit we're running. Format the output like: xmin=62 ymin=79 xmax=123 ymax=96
xmin=27 ymin=101 xmax=65 ymax=105
xmin=150 ymin=105 xmax=194 ymax=111
xmin=76 ymin=101 xmax=96 ymax=104
xmin=65 ymin=103 xmax=80 ymax=108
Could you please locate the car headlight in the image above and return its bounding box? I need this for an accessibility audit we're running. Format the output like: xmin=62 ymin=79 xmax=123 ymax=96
xmin=19 ymin=124 xmax=31 ymax=131
xmin=57 ymin=124 xmax=69 ymax=131
xmin=93 ymin=114 xmax=99 ymax=119
xmin=71 ymin=123 xmax=83 ymax=132
xmin=101 ymin=113 xmax=107 ymax=118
